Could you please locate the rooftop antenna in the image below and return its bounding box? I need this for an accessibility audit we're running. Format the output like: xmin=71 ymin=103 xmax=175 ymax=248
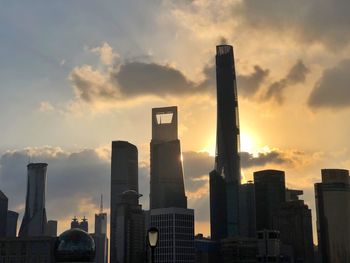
xmin=100 ymin=194 xmax=103 ymax=214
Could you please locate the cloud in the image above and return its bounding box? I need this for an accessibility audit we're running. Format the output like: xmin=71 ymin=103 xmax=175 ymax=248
xmin=237 ymin=0 xmax=350 ymax=49
xmin=114 ymin=62 xmax=198 ymax=97
xmin=308 ymin=59 xmax=350 ymax=109
xmin=237 ymin=65 xmax=269 ymax=97
xmin=69 ymin=60 xmax=207 ymax=109
xmin=69 ymin=65 xmax=120 ymax=104
xmin=240 ymin=151 xmax=290 ymax=168
xmin=263 ymin=60 xmax=309 ymax=104
xmin=68 ymin=41 xmax=286 ymax=111
xmin=39 ymin=101 xmax=54 ymax=112
xmin=90 ymin=42 xmax=119 ymax=66
xmin=182 ymin=149 xmax=291 ymax=195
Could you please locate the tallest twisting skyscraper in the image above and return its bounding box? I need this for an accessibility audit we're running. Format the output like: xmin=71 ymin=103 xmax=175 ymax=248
xmin=210 ymin=45 xmax=241 ymax=240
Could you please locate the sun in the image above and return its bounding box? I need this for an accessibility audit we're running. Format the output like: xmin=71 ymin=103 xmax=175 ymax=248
xmin=201 ymin=132 xmax=259 ymax=157
xmin=240 ymin=133 xmax=255 ymax=153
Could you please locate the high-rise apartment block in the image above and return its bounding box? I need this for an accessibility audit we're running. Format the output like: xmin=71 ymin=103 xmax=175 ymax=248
xmin=110 ymin=141 xmax=139 ymax=263
xmin=210 ymin=45 xmax=241 ymax=240
xmin=254 ymin=169 xmax=286 ymax=231
xmin=150 ymin=207 xmax=195 ymax=263
xmin=19 ymin=163 xmax=48 ymax=237
xmin=150 ymin=106 xmax=187 ymax=209
xmin=315 ymin=169 xmax=350 ymax=262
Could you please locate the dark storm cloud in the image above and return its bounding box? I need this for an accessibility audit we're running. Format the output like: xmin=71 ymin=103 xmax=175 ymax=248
xmin=237 ymin=65 xmax=269 ymax=97
xmin=114 ymin=62 xmax=197 ymax=96
xmin=308 ymin=59 xmax=350 ymax=109
xmin=263 ymin=60 xmax=309 ymax=104
xmin=70 ymin=55 xmax=276 ymax=105
xmin=238 ymin=0 xmax=350 ymax=49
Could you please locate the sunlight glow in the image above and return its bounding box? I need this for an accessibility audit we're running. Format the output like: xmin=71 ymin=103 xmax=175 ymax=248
xmin=240 ymin=133 xmax=255 ymax=153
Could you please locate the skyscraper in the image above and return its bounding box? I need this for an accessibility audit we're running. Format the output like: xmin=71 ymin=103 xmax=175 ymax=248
xmin=272 ymin=199 xmax=314 ymax=262
xmin=110 ymin=141 xmax=139 ymax=263
xmin=95 ymin=196 xmax=107 ymax=236
xmin=238 ymin=181 xmax=256 ymax=238
xmin=19 ymin=163 xmax=48 ymax=237
xmin=0 ymin=190 xmax=8 ymax=237
xmin=93 ymin=196 xmax=108 ymax=263
xmin=115 ymin=190 xmax=145 ymax=263
xmin=150 ymin=106 xmax=187 ymax=209
xmin=6 ymin=210 xmax=18 ymax=237
xmin=254 ymin=169 xmax=286 ymax=231
xmin=210 ymin=45 xmax=241 ymax=240
xmin=150 ymin=207 xmax=195 ymax=263
xmin=315 ymin=169 xmax=350 ymax=262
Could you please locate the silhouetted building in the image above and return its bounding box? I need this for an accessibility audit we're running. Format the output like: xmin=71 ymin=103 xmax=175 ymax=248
xmin=6 ymin=210 xmax=18 ymax=237
xmin=257 ymin=230 xmax=281 ymax=262
xmin=80 ymin=217 xmax=88 ymax=232
xmin=150 ymin=207 xmax=195 ymax=263
xmin=93 ymin=197 xmax=108 ymax=263
xmin=19 ymin=163 xmax=48 ymax=237
xmin=239 ymin=181 xmax=256 ymax=238
xmin=0 ymin=190 xmax=8 ymax=237
xmin=0 ymin=236 xmax=56 ymax=262
xmin=55 ymin=228 xmax=96 ymax=262
xmin=46 ymin=220 xmax=58 ymax=237
xmin=115 ymin=190 xmax=145 ymax=263
xmin=91 ymin=233 xmax=108 ymax=263
xmin=95 ymin=212 xmax=107 ymax=235
xmin=110 ymin=141 xmax=138 ymax=263
xmin=70 ymin=217 xmax=89 ymax=232
xmin=150 ymin=106 xmax=187 ymax=209
xmin=221 ymin=237 xmax=258 ymax=263
xmin=210 ymin=45 xmax=241 ymax=240
xmin=195 ymin=234 xmax=220 ymax=263
xmin=71 ymin=216 xmax=80 ymax=229
xmin=315 ymin=169 xmax=350 ymax=262
xmin=285 ymin=188 xmax=303 ymax=201
xmin=254 ymin=169 xmax=286 ymax=231
xmin=273 ymin=200 xmax=314 ymax=263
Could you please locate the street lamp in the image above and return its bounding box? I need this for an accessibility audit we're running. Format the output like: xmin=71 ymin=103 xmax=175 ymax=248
xmin=147 ymin=227 xmax=159 ymax=263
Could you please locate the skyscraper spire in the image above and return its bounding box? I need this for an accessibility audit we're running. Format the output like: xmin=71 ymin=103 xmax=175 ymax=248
xmin=100 ymin=194 xmax=103 ymax=214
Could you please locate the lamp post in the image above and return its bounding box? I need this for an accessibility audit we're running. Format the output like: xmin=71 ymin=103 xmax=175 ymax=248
xmin=147 ymin=227 xmax=159 ymax=263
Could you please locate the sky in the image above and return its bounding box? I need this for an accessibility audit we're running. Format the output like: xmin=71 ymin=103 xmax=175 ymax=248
xmin=1 ymin=0 xmax=350 ymax=241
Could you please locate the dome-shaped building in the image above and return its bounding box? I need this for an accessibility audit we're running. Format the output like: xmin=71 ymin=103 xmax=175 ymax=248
xmin=55 ymin=228 xmax=95 ymax=262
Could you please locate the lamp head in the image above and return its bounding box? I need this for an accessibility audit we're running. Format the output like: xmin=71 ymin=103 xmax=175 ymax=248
xmin=147 ymin=227 xmax=159 ymax=248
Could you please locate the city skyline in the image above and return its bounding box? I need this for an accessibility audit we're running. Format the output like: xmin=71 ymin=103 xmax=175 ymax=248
xmin=1 ymin=1 xmax=350 ymax=244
